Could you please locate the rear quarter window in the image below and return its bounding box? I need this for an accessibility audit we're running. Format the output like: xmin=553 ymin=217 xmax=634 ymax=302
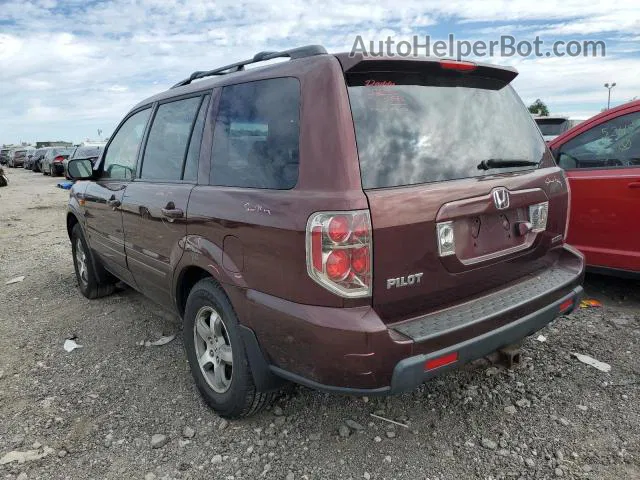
xmin=210 ymin=77 xmax=300 ymax=189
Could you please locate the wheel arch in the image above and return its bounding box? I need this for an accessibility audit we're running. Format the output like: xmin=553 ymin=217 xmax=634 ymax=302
xmin=174 ymin=265 xmax=214 ymax=318
xmin=175 ymin=263 xmax=284 ymax=393
xmin=66 ymin=211 xmax=80 ymax=240
xmin=172 ymin=235 xmax=248 ymax=317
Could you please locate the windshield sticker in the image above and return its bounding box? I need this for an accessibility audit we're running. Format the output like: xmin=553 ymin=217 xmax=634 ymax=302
xmin=364 ymin=80 xmax=396 ymax=86
xmin=364 ymin=81 xmax=407 ymax=110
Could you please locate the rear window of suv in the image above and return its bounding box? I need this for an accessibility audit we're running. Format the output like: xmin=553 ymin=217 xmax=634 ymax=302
xmin=347 ymin=72 xmax=546 ymax=189
xmin=48 ymin=147 xmax=75 ymax=158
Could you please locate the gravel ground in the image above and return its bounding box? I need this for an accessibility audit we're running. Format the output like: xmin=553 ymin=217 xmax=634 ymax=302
xmin=1 ymin=168 xmax=639 ymax=480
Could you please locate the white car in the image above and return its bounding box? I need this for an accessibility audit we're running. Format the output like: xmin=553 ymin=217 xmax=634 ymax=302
xmin=534 ymin=116 xmax=586 ymax=142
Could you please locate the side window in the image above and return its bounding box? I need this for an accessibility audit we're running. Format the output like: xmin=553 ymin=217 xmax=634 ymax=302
xmin=210 ymin=78 xmax=300 ymax=189
xmin=558 ymin=111 xmax=640 ymax=169
xmin=102 ymin=108 xmax=151 ymax=180
xmin=141 ymin=96 xmax=202 ymax=181
xmin=183 ymin=94 xmax=211 ymax=182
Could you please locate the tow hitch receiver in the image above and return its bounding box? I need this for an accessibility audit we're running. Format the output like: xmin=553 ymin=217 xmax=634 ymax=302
xmin=498 ymin=344 xmax=522 ymax=369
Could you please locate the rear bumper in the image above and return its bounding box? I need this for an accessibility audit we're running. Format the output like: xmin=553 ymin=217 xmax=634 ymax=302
xmin=388 ymin=285 xmax=583 ymax=394
xmin=240 ymin=245 xmax=585 ymax=394
xmin=266 ymin=286 xmax=583 ymax=395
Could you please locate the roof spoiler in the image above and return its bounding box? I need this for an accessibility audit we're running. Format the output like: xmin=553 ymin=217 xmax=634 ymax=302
xmin=335 ymin=54 xmax=519 ymax=84
xmin=171 ymin=45 xmax=327 ymax=89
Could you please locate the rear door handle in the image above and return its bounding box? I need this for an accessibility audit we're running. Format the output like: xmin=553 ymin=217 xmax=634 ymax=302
xmin=628 ymin=182 xmax=640 ymax=189
xmin=161 ymin=207 xmax=184 ymax=219
xmin=107 ymin=199 xmax=121 ymax=207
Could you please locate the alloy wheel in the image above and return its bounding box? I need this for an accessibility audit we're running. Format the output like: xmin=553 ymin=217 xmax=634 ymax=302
xmin=193 ymin=306 xmax=233 ymax=393
xmin=75 ymin=238 xmax=89 ymax=287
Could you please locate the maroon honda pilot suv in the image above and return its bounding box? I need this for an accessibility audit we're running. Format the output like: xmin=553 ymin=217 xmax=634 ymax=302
xmin=66 ymin=45 xmax=585 ymax=418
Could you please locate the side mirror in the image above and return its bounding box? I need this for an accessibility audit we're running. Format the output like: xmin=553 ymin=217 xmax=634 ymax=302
xmin=67 ymin=159 xmax=94 ymax=180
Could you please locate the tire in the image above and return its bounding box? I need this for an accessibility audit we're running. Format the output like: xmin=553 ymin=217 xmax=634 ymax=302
xmin=184 ymin=278 xmax=273 ymax=418
xmin=50 ymin=164 xmax=56 ymax=177
xmin=71 ymin=224 xmax=116 ymax=299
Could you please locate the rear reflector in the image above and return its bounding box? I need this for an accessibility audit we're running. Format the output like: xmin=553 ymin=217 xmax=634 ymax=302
xmin=559 ymin=298 xmax=574 ymax=313
xmin=440 ymin=60 xmax=477 ymax=72
xmin=425 ymin=351 xmax=458 ymax=371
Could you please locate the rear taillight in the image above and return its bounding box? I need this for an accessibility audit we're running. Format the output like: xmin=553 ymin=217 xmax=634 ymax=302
xmin=306 ymin=210 xmax=372 ymax=298
xmin=53 ymin=156 xmax=65 ymax=163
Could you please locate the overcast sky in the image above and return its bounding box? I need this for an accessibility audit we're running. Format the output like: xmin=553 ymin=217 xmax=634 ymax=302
xmin=1 ymin=0 xmax=639 ymax=145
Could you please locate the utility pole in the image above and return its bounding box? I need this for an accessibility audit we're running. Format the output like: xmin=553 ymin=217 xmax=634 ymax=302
xmin=604 ymin=82 xmax=616 ymax=109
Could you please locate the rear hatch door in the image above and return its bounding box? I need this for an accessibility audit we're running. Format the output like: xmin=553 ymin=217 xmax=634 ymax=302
xmin=342 ymin=58 xmax=569 ymax=323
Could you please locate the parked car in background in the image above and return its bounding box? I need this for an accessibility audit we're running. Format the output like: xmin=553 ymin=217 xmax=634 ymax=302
xmin=7 ymin=147 xmax=34 ymax=168
xmin=6 ymin=149 xmax=18 ymax=167
xmin=2 ymin=149 xmax=16 ymax=166
xmin=65 ymin=46 xmax=585 ymax=418
xmin=63 ymin=144 xmax=105 ymax=179
xmin=534 ymin=116 xmax=572 ymax=142
xmin=0 ymin=147 xmax=13 ymax=165
xmin=30 ymin=148 xmax=48 ymax=172
xmin=41 ymin=147 xmax=75 ymax=176
xmin=549 ymin=99 xmax=640 ymax=278
xmin=23 ymin=148 xmax=38 ymax=170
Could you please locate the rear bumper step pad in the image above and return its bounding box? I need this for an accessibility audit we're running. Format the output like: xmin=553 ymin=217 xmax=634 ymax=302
xmin=392 ymin=266 xmax=579 ymax=342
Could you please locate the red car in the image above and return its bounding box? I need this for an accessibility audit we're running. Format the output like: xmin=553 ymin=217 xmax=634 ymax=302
xmin=549 ymin=100 xmax=640 ymax=278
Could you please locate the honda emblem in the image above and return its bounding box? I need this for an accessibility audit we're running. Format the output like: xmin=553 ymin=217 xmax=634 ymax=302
xmin=492 ymin=188 xmax=510 ymax=210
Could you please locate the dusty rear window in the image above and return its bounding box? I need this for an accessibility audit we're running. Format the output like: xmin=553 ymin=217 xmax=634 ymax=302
xmin=347 ymin=72 xmax=546 ymax=189
xmin=49 ymin=147 xmax=75 ymax=157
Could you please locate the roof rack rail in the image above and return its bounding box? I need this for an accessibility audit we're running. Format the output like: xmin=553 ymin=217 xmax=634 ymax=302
xmin=171 ymin=45 xmax=327 ymax=89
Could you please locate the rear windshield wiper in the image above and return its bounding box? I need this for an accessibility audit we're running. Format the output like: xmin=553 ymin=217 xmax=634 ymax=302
xmin=477 ymin=159 xmax=539 ymax=171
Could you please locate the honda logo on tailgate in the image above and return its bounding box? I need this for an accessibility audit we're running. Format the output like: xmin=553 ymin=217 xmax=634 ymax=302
xmin=492 ymin=188 xmax=510 ymax=210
